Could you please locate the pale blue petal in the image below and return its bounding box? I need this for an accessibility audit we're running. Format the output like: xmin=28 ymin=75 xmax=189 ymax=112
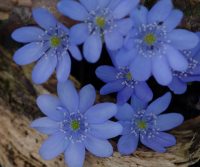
xmin=130 ymin=5 xmax=148 ymax=26
xmin=33 ymin=8 xmax=57 ymax=29
xmin=84 ymin=135 xmax=113 ymax=157
xmin=56 ymin=52 xmax=71 ymax=83
xmin=13 ymin=42 xmax=44 ymax=65
xmin=89 ymin=121 xmax=122 ymax=139
xmin=36 ymin=94 xmax=64 ymax=121
xmin=131 ymin=95 xmax=147 ymax=111
xmin=83 ymin=34 xmax=102 ymax=63
xmin=115 ymin=103 xmax=135 ymax=121
xmin=39 ymin=132 xmax=69 ymax=160
xmin=116 ymin=18 xmax=133 ymax=35
xmin=117 ymin=87 xmax=134 ymax=105
xmin=163 ymin=9 xmax=183 ymax=32
xmin=95 ymin=65 xmax=118 ymax=83
xmin=79 ymin=84 xmax=96 ymax=113
xmin=85 ymin=103 xmax=117 ymax=124
xmin=135 ymin=82 xmax=153 ymax=102
xmin=168 ymin=77 xmax=187 ymax=94
xmin=32 ymin=52 xmax=57 ymax=84
xmin=80 ymin=0 xmax=97 ymax=11
xmin=146 ymin=92 xmax=171 ymax=115
xmin=118 ymin=121 xmax=132 ymax=135
xmin=130 ymin=56 xmax=151 ymax=81
xmin=69 ymin=45 xmax=82 ymax=61
xmin=69 ymin=23 xmax=89 ymax=45
xmin=155 ymin=132 xmax=176 ymax=147
xmin=100 ymin=80 xmax=124 ymax=95
xmin=117 ymin=134 xmax=139 ymax=155
xmin=168 ymin=29 xmax=199 ymax=50
xmin=156 ymin=113 xmax=184 ymax=131
xmin=152 ymin=55 xmax=172 ymax=85
xmin=105 ymin=30 xmax=123 ymax=50
xmin=166 ymin=45 xmax=188 ymax=71
xmin=57 ymin=80 xmax=79 ymax=113
xmin=12 ymin=26 xmax=44 ymax=43
xmin=148 ymin=0 xmax=173 ymax=23
xmin=57 ymin=0 xmax=89 ymax=21
xmin=64 ymin=143 xmax=85 ymax=167
xmin=31 ymin=117 xmax=59 ymax=135
xmin=113 ymin=0 xmax=139 ymax=19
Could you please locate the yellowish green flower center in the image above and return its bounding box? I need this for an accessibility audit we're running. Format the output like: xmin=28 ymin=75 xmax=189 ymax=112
xmin=144 ymin=33 xmax=157 ymax=45
xmin=71 ymin=120 xmax=80 ymax=131
xmin=96 ymin=17 xmax=106 ymax=28
xmin=125 ymin=72 xmax=132 ymax=81
xmin=50 ymin=36 xmax=61 ymax=47
xmin=137 ymin=120 xmax=147 ymax=129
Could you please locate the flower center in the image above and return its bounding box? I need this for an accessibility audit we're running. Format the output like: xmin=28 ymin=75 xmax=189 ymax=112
xmin=137 ymin=120 xmax=147 ymax=129
xmin=144 ymin=33 xmax=157 ymax=46
xmin=50 ymin=36 xmax=61 ymax=47
xmin=70 ymin=120 xmax=80 ymax=131
xmin=125 ymin=72 xmax=132 ymax=81
xmin=95 ymin=16 xmax=106 ymax=28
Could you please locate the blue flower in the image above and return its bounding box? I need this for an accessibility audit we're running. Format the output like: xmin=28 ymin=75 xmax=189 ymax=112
xmin=31 ymin=80 xmax=122 ymax=167
xmin=12 ymin=8 xmax=82 ymax=84
xmin=116 ymin=1 xmax=199 ymax=86
xmin=116 ymin=92 xmax=184 ymax=154
xmin=96 ymin=62 xmax=153 ymax=104
xmin=57 ymin=0 xmax=139 ymax=63
xmin=168 ymin=32 xmax=200 ymax=94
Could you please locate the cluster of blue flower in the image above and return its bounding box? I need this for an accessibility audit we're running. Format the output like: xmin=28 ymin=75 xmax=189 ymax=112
xmin=11 ymin=0 xmax=200 ymax=167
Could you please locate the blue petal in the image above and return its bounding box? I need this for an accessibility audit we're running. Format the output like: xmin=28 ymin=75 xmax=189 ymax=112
xmin=97 ymin=0 xmax=110 ymax=8
xmin=163 ymin=9 xmax=183 ymax=32
xmin=89 ymin=121 xmax=122 ymax=139
xmin=100 ymin=80 xmax=124 ymax=95
xmin=118 ymin=121 xmax=132 ymax=135
xmin=152 ymin=55 xmax=172 ymax=85
xmin=57 ymin=80 xmax=79 ymax=113
xmin=113 ymin=0 xmax=139 ymax=19
xmin=12 ymin=26 xmax=44 ymax=43
xmin=85 ymin=103 xmax=117 ymax=124
xmin=146 ymin=92 xmax=171 ymax=115
xmin=155 ymin=132 xmax=176 ymax=147
xmin=36 ymin=94 xmax=64 ymax=121
xmin=130 ymin=55 xmax=151 ymax=81
xmin=130 ymin=5 xmax=148 ymax=27
xmin=115 ymin=48 xmax=137 ymax=66
xmin=166 ymin=45 xmax=188 ymax=71
xmin=117 ymin=134 xmax=139 ymax=155
xmin=64 ymin=143 xmax=85 ymax=167
xmin=83 ymin=34 xmax=102 ymax=63
xmin=131 ymin=95 xmax=147 ymax=111
xmin=79 ymin=84 xmax=96 ymax=113
xmin=117 ymin=87 xmax=134 ymax=105
xmin=115 ymin=103 xmax=135 ymax=121
xmin=31 ymin=117 xmax=59 ymax=135
xmin=80 ymin=0 xmax=97 ymax=11
xmin=105 ymin=30 xmax=123 ymax=50
xmin=39 ymin=132 xmax=69 ymax=160
xmin=181 ymin=76 xmax=200 ymax=82
xmin=141 ymin=137 xmax=166 ymax=153
xmin=156 ymin=113 xmax=184 ymax=131
xmin=32 ymin=52 xmax=57 ymax=84
xmin=116 ymin=18 xmax=133 ymax=35
xmin=69 ymin=23 xmax=89 ymax=45
xmin=135 ymin=82 xmax=153 ymax=102
xmin=84 ymin=135 xmax=113 ymax=157
xmin=13 ymin=42 xmax=44 ymax=65
xmin=57 ymin=0 xmax=88 ymax=21
xmin=56 ymin=52 xmax=71 ymax=83
xmin=33 ymin=8 xmax=57 ymax=29
xmin=168 ymin=77 xmax=187 ymax=94
xmin=148 ymin=0 xmax=173 ymax=23
xmin=95 ymin=65 xmax=118 ymax=83
xmin=168 ymin=29 xmax=199 ymax=50
xmin=69 ymin=45 xmax=82 ymax=61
